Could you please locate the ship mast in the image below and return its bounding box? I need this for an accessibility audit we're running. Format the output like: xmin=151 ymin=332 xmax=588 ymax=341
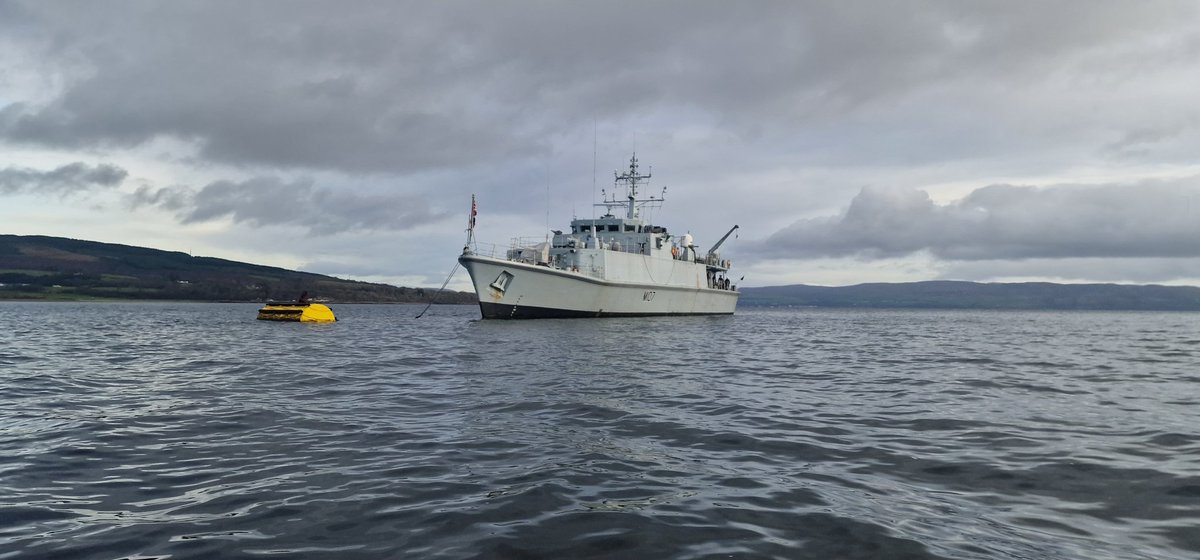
xmin=609 ymin=153 xmax=660 ymax=219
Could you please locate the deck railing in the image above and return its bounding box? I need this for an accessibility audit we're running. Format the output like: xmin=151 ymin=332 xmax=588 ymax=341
xmin=467 ymin=236 xmax=727 ymax=269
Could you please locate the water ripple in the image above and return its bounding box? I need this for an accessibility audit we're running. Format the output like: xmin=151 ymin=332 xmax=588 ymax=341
xmin=1 ymin=303 xmax=1199 ymax=559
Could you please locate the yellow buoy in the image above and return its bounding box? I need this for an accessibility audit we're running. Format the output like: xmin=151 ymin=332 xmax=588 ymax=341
xmin=256 ymin=302 xmax=337 ymax=322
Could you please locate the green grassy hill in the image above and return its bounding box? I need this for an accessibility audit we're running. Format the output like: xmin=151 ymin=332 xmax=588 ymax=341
xmin=0 ymin=234 xmax=473 ymax=303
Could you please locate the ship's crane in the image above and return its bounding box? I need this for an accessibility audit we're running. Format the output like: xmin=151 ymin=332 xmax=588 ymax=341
xmin=707 ymin=224 xmax=740 ymax=258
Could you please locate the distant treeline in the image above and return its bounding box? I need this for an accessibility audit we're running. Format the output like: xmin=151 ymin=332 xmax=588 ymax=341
xmin=740 ymin=281 xmax=1200 ymax=311
xmin=0 ymin=234 xmax=474 ymax=304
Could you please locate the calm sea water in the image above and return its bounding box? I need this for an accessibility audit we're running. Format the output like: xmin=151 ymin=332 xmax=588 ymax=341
xmin=1 ymin=302 xmax=1198 ymax=559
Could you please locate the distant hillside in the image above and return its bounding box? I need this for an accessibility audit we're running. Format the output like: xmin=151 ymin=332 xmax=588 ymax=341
xmin=740 ymin=281 xmax=1200 ymax=311
xmin=11 ymin=235 xmax=1194 ymax=310
xmin=0 ymin=234 xmax=474 ymax=304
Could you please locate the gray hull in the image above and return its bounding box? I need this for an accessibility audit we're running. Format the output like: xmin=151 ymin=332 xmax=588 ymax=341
xmin=459 ymin=254 xmax=738 ymax=319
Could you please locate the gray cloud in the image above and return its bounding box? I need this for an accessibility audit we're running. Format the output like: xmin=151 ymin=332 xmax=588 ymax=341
xmin=128 ymin=184 xmax=189 ymax=212
xmin=4 ymin=1 xmax=1200 ymax=286
xmin=2 ymin=1 xmax=1197 ymax=176
xmin=753 ymin=177 xmax=1200 ymax=261
xmin=130 ymin=176 xmax=446 ymax=235
xmin=0 ymin=161 xmax=127 ymax=195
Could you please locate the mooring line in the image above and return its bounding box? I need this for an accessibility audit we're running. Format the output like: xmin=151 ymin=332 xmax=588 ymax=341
xmin=415 ymin=261 xmax=461 ymax=319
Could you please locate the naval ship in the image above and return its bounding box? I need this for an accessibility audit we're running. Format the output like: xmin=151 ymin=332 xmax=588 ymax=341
xmin=458 ymin=154 xmax=740 ymax=319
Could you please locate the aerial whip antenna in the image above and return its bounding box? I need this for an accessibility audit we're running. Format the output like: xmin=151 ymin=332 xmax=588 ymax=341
xmin=592 ymin=118 xmax=597 ymax=221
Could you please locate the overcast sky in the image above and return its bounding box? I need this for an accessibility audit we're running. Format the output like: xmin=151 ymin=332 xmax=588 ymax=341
xmin=3 ymin=0 xmax=1200 ymax=288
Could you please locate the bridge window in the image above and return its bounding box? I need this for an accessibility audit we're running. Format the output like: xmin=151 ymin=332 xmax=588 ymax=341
xmin=607 ymin=224 xmax=619 ymax=232
xmin=625 ymin=225 xmax=635 ymax=232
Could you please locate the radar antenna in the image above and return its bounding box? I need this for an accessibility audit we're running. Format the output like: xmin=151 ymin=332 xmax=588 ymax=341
xmin=601 ymin=153 xmax=662 ymax=219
